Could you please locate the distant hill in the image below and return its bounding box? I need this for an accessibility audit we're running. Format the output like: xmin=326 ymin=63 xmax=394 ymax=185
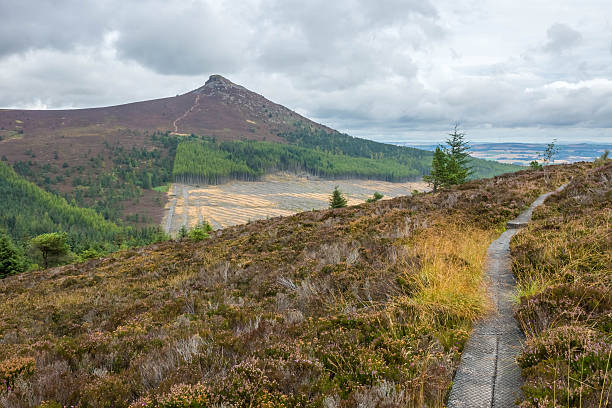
xmin=0 ymin=75 xmax=520 ymax=226
xmin=0 ymin=74 xmax=331 ymax=146
xmin=397 ymin=142 xmax=612 ymax=165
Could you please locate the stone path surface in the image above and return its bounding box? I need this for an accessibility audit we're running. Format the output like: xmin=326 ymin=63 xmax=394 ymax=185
xmin=447 ymin=185 xmax=567 ymax=408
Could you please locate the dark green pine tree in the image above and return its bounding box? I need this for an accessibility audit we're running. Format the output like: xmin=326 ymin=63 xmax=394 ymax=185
xmin=423 ymin=146 xmax=449 ymax=192
xmin=329 ymin=186 xmax=348 ymax=208
xmin=30 ymin=232 xmax=70 ymax=269
xmin=444 ymin=124 xmax=471 ymax=184
xmin=0 ymin=232 xmax=26 ymax=278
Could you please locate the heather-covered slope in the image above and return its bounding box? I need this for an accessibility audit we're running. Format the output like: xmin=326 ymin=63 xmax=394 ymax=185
xmin=511 ymin=161 xmax=612 ymax=407
xmin=0 ymin=164 xmax=584 ymax=407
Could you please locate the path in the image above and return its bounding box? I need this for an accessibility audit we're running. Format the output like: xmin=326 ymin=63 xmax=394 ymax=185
xmin=182 ymin=184 xmax=189 ymax=229
xmin=447 ymin=184 xmax=568 ymax=408
xmin=173 ymin=94 xmax=200 ymax=133
xmin=163 ymin=186 xmax=177 ymax=234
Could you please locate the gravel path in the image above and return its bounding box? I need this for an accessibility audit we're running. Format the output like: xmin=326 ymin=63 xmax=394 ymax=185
xmin=447 ymin=184 xmax=568 ymax=408
xmin=164 ymin=189 xmax=177 ymax=234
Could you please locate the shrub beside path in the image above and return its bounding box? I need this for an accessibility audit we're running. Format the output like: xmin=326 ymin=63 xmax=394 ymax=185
xmin=447 ymin=184 xmax=569 ymax=408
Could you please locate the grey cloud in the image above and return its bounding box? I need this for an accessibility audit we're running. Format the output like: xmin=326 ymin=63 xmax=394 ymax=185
xmin=0 ymin=0 xmax=111 ymax=57
xmin=2 ymin=0 xmax=612 ymax=143
xmin=543 ymin=23 xmax=582 ymax=54
xmin=254 ymin=0 xmax=440 ymax=91
xmin=0 ymin=47 xmax=205 ymax=108
xmin=113 ymin=1 xmax=249 ymax=76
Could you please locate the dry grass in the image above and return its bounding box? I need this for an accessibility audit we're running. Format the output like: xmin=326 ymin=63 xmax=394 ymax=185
xmin=0 ymin=164 xmax=584 ymax=407
xmin=405 ymin=224 xmax=494 ymax=324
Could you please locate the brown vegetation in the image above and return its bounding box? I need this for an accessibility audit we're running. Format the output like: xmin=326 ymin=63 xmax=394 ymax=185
xmin=0 ymin=164 xmax=583 ymax=407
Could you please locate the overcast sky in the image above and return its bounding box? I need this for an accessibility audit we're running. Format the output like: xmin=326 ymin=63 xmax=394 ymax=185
xmin=2 ymin=0 xmax=612 ymax=144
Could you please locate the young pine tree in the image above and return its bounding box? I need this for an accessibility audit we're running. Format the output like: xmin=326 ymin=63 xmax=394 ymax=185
xmin=444 ymin=124 xmax=471 ymax=184
xmin=30 ymin=232 xmax=70 ymax=269
xmin=424 ymin=126 xmax=472 ymax=191
xmin=187 ymin=221 xmax=213 ymax=241
xmin=178 ymin=225 xmax=188 ymax=240
xmin=0 ymin=232 xmax=26 ymax=278
xmin=329 ymin=186 xmax=348 ymax=208
xmin=423 ymin=146 xmax=449 ymax=192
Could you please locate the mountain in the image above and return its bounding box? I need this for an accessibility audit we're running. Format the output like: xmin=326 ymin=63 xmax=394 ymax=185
xmin=0 ymin=75 xmax=329 ymax=147
xmin=0 ymin=75 xmax=520 ymax=227
xmin=0 ymin=163 xmax=591 ymax=407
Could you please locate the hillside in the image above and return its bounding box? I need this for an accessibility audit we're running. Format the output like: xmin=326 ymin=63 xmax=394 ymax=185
xmin=0 ymin=164 xmax=587 ymax=408
xmin=0 ymin=75 xmax=520 ymax=226
xmin=0 ymin=161 xmax=166 ymax=263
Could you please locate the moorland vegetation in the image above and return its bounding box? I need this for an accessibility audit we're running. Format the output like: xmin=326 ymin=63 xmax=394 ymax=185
xmin=0 ymin=162 xmax=584 ymax=407
xmin=512 ymin=160 xmax=611 ymax=407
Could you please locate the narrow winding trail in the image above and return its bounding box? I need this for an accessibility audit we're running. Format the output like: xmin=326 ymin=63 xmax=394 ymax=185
xmin=172 ymin=94 xmax=200 ymax=133
xmin=447 ymin=184 xmax=568 ymax=408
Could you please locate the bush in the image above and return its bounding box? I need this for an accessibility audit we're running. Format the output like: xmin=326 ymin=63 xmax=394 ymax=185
xmin=79 ymin=248 xmax=104 ymax=261
xmin=0 ymin=356 xmax=35 ymax=393
xmin=129 ymin=383 xmax=211 ymax=408
xmin=365 ymin=192 xmax=384 ymax=203
xmin=518 ymin=326 xmax=611 ymax=407
xmin=529 ymin=160 xmax=542 ymax=170
xmin=187 ymin=221 xmax=213 ymax=241
xmin=594 ymin=149 xmax=609 ymax=167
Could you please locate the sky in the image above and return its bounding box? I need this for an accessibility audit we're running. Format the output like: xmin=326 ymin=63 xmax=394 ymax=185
xmin=1 ymin=0 xmax=612 ymax=144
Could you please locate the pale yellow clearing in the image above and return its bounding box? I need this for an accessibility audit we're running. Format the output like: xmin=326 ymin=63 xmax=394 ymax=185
xmin=162 ymin=172 xmax=428 ymax=235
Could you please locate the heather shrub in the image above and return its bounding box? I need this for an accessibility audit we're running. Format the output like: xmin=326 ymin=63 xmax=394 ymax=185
xmin=38 ymin=402 xmax=63 ymax=408
xmin=0 ymin=357 xmax=35 ymax=393
xmin=518 ymin=326 xmax=611 ymax=407
xmin=130 ymin=383 xmax=211 ymax=408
